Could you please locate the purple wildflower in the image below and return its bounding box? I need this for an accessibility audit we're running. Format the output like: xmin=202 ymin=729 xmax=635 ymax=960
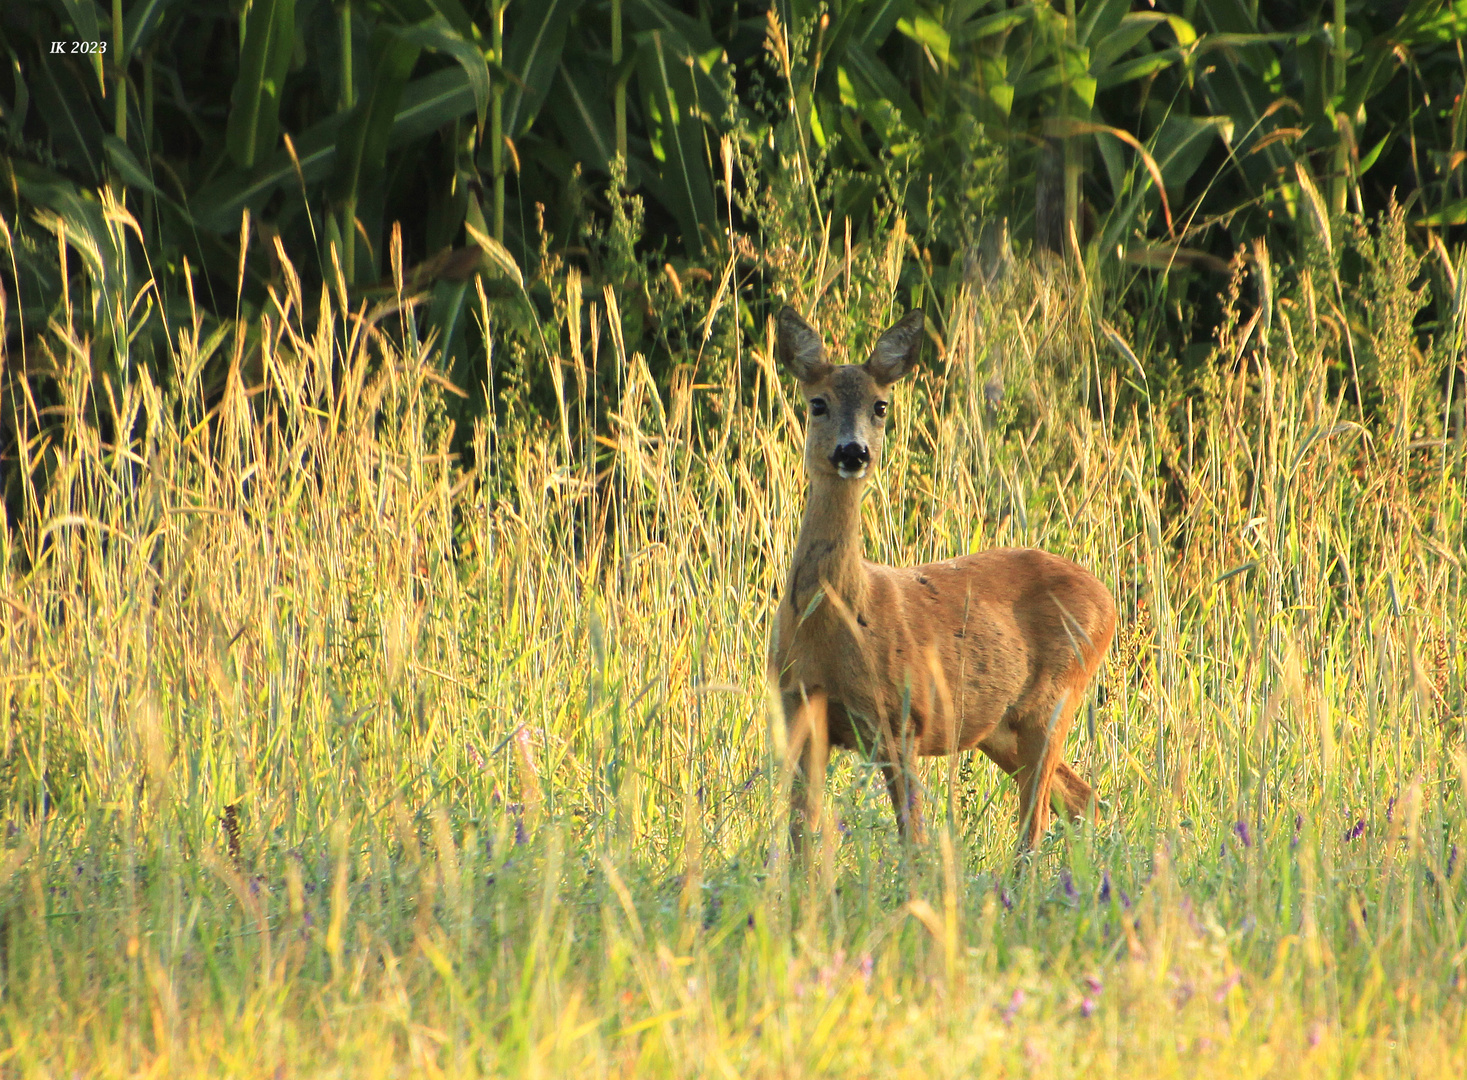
xmin=1291 ymin=813 xmax=1303 ymax=850
xmin=1080 ymin=996 xmax=1097 ymax=1018
xmin=859 ymin=953 xmax=874 ymax=982
xmin=1448 ymin=845 xmax=1458 ymax=879
xmin=1214 ymin=972 xmax=1241 ymax=1001
xmin=1002 ymin=988 xmax=1026 ymax=1024
xmin=1098 ymin=872 xmax=1111 ymax=903
xmin=1000 ymin=886 xmax=1013 ymax=911
xmin=1345 ymin=818 xmax=1366 ymax=842
xmin=1181 ymin=897 xmax=1204 ymax=933
xmin=465 ymin=741 xmax=487 ymax=771
xmin=1386 ymin=795 xmax=1397 ymax=824
xmin=1233 ymin=819 xmax=1252 ymax=847
xmin=1084 ymin=974 xmax=1103 ymax=995
xmin=1060 ymin=868 xmax=1078 ymax=902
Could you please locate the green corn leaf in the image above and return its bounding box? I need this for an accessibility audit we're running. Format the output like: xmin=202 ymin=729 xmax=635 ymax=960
xmin=226 ymin=0 xmax=297 ymax=169
xmin=1093 ymin=125 xmax=1128 ymax=197
xmin=56 ymin=0 xmax=102 ymax=45
xmin=194 ymin=67 xmax=480 ymax=232
xmin=625 ymin=0 xmax=742 ymax=135
xmin=1012 ymin=48 xmax=1093 ymax=100
xmin=953 ymin=6 xmax=1032 ymax=43
xmin=370 ymin=0 xmax=476 ymax=38
xmin=1414 ymin=195 xmax=1467 ymax=227
xmin=1075 ymin=0 xmax=1133 ymax=48
xmin=330 ymin=28 xmax=422 ymax=204
xmin=501 ymin=0 xmax=582 ymax=139
xmin=1165 ymin=15 xmax=1198 ymax=47
xmin=895 ymin=14 xmax=953 ymax=67
xmin=626 ymin=0 xmax=720 ymax=55
xmin=123 ymin=0 xmax=187 ymax=63
xmin=849 ymin=0 xmax=914 ymax=50
xmin=391 ymin=14 xmax=491 ymax=125
xmin=56 ymin=0 xmax=105 ymax=93
xmin=545 ymin=59 xmax=617 ymax=175
xmin=102 ymin=134 xmax=163 ymax=198
xmin=842 ymin=44 xmax=923 ymax=131
xmin=634 ymin=28 xmax=719 ymax=256
xmin=387 ymin=66 xmax=483 ymax=146
xmin=1194 ymin=32 xmax=1297 ymax=55
xmin=34 ymin=59 xmax=105 ymax=180
xmin=1342 ymin=37 xmax=1403 ymax=116
xmin=1089 ymin=13 xmax=1168 ymax=76
xmin=1394 ymin=0 xmax=1467 ymax=45
xmin=1096 ymin=49 xmax=1183 ymax=91
xmin=1357 ymin=132 xmax=1391 ymax=175
xmin=1151 ymin=114 xmax=1234 ymax=192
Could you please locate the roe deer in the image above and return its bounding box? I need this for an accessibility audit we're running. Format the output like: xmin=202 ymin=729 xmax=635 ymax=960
xmin=770 ymin=307 xmax=1116 ymax=850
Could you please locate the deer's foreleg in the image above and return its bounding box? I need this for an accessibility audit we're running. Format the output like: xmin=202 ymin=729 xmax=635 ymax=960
xmin=782 ymin=689 xmax=829 ymax=857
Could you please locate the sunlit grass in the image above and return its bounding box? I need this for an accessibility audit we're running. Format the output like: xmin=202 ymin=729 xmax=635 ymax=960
xmin=1 ymin=211 xmax=1466 ymax=1077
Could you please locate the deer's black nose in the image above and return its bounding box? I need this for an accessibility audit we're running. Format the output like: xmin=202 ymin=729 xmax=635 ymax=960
xmin=830 ymin=442 xmax=870 ymax=473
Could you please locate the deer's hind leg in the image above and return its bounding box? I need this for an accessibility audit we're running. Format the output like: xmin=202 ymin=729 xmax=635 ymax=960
xmin=1052 ymin=761 xmax=1097 ymax=823
xmin=976 ymin=687 xmax=1083 ymax=850
xmin=1013 ymin=691 xmax=1081 ymax=849
xmin=981 ymin=701 xmax=1100 ymax=850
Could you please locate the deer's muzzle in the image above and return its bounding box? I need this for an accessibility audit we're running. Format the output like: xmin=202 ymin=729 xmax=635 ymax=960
xmin=830 ymin=441 xmax=871 ymax=478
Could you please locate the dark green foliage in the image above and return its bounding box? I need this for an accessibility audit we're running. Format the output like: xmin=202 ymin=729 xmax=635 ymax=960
xmin=1 ymin=0 xmax=1465 ymax=452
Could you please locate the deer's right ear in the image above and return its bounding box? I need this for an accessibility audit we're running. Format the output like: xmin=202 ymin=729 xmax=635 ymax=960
xmin=776 ymin=307 xmax=831 ymax=383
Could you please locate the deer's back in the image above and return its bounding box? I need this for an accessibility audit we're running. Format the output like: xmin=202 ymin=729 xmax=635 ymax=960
xmin=824 ymin=548 xmax=1115 ymax=754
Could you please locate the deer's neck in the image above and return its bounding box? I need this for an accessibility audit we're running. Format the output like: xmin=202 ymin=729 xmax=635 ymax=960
xmin=788 ymin=475 xmax=869 ymax=615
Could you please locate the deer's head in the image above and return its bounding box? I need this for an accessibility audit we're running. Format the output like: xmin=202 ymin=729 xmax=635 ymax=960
xmin=776 ymin=307 xmax=925 ymax=482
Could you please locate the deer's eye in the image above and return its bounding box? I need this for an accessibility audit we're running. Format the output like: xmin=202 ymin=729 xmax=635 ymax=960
xmin=809 ymin=398 xmax=828 ymax=417
xmin=874 ymin=400 xmax=888 ymax=419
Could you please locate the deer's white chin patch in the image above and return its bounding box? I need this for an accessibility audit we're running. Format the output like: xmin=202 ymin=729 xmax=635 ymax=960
xmin=835 ymin=463 xmax=869 ymax=480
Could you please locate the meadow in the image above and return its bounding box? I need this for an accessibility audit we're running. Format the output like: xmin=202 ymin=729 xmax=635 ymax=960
xmin=1 ymin=179 xmax=1464 ymax=1078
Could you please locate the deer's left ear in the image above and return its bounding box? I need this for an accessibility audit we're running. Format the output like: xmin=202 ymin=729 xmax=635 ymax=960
xmin=865 ymin=310 xmax=924 ymax=384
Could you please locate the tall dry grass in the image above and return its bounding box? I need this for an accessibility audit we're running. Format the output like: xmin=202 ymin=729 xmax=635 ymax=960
xmin=1 ymin=206 xmax=1465 ymax=1076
